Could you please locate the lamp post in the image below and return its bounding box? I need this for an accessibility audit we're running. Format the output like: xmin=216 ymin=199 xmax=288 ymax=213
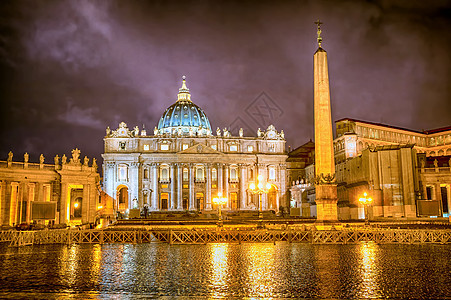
xmin=359 ymin=192 xmax=373 ymax=225
xmin=212 ymin=192 xmax=228 ymax=227
xmin=249 ymin=175 xmax=272 ymax=228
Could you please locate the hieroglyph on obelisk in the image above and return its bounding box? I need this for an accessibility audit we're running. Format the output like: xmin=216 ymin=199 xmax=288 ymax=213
xmin=313 ymin=20 xmax=339 ymax=223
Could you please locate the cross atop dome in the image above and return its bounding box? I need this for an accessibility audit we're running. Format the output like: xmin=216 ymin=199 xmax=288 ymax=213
xmin=177 ymin=75 xmax=191 ymax=102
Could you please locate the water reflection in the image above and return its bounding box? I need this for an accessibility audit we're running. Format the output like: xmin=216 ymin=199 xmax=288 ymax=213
xmin=0 ymin=242 xmax=451 ymax=298
xmin=245 ymin=244 xmax=276 ymax=298
xmin=314 ymin=245 xmax=341 ymax=299
xmin=209 ymin=243 xmax=229 ymax=298
xmin=358 ymin=242 xmax=379 ymax=298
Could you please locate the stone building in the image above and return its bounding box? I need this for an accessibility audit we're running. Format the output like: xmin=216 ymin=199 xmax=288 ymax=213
xmin=290 ymin=120 xmax=451 ymax=220
xmin=417 ymin=154 xmax=451 ymax=217
xmin=0 ymin=149 xmax=100 ymax=227
xmin=333 ymin=118 xmax=451 ymax=163
xmin=102 ymin=77 xmax=288 ymax=214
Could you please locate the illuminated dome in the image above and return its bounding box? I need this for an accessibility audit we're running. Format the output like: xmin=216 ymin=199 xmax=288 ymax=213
xmin=157 ymin=76 xmax=212 ymax=136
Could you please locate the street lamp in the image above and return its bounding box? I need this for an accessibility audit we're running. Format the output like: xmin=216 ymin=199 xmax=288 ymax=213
xmin=212 ymin=192 xmax=228 ymax=227
xmin=249 ymin=174 xmax=272 ymax=228
xmin=359 ymin=192 xmax=373 ymax=225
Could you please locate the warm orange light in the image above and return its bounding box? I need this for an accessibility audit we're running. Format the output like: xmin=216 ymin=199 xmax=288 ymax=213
xmin=257 ymin=174 xmax=263 ymax=181
xmin=74 ymin=202 xmax=79 ymax=208
xmin=97 ymin=205 xmax=103 ymax=210
xmin=249 ymin=183 xmax=256 ymax=190
xmin=266 ymin=183 xmax=271 ymax=190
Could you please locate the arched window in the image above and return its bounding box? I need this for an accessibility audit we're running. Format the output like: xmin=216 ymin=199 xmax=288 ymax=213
xmin=161 ymin=167 xmax=169 ymax=180
xmin=118 ymin=164 xmax=128 ymax=181
xmin=269 ymin=167 xmax=276 ymax=180
xmin=196 ymin=167 xmax=204 ymax=180
xmin=230 ymin=168 xmax=237 ymax=180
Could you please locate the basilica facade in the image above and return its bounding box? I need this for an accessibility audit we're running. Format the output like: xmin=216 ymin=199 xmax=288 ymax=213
xmin=102 ymin=78 xmax=288 ymax=213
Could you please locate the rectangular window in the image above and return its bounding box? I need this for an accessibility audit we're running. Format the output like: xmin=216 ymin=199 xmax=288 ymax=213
xmin=183 ymin=168 xmax=189 ymax=181
xmin=160 ymin=144 xmax=169 ymax=151
xmin=182 ymin=144 xmax=189 ymax=150
xmin=43 ymin=184 xmax=51 ymax=202
xmin=143 ymin=144 xmax=150 ymax=151
xmin=426 ymin=186 xmax=432 ymax=200
xmin=247 ymin=145 xmax=253 ymax=152
xmin=230 ymin=145 xmax=238 ymax=151
xmin=211 ymin=145 xmax=217 ymax=150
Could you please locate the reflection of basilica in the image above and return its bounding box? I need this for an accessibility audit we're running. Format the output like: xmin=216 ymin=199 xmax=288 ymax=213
xmin=102 ymin=77 xmax=288 ymax=212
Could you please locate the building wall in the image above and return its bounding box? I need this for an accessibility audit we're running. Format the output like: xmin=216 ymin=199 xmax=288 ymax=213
xmin=102 ymin=123 xmax=288 ymax=213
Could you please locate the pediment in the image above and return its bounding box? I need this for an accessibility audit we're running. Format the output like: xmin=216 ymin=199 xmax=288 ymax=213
xmin=178 ymin=143 xmax=221 ymax=154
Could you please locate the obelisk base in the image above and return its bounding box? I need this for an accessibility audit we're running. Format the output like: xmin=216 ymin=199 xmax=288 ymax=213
xmin=315 ymin=184 xmax=339 ymax=224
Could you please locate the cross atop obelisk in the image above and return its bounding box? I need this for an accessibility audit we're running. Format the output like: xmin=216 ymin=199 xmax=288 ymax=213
xmin=314 ymin=19 xmax=323 ymax=47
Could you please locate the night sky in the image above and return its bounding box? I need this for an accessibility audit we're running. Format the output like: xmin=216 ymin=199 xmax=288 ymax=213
xmin=1 ymin=0 xmax=450 ymax=170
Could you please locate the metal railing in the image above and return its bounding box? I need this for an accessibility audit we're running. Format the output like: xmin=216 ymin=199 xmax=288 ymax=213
xmin=2 ymin=228 xmax=450 ymax=247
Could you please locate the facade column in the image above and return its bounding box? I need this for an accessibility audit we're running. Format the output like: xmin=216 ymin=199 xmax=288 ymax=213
xmin=26 ymin=183 xmax=35 ymax=223
xmin=206 ymin=164 xmax=212 ymax=210
xmin=239 ymin=164 xmax=247 ymax=210
xmin=151 ymin=163 xmax=159 ymax=211
xmin=82 ymin=184 xmax=90 ymax=224
xmin=279 ymin=163 xmax=287 ymax=211
xmin=224 ymin=164 xmax=229 ymax=209
xmin=218 ymin=163 xmax=223 ymax=194
xmin=177 ymin=164 xmax=183 ymax=209
xmin=60 ymin=182 xmax=68 ymax=224
xmin=436 ymin=183 xmax=442 ymax=215
xmin=170 ymin=164 xmax=176 ymax=209
xmin=189 ymin=164 xmax=195 ymax=210
xmin=257 ymin=163 xmax=266 ymax=210
xmin=130 ymin=162 xmax=139 ymax=208
xmin=9 ymin=182 xmax=18 ymax=226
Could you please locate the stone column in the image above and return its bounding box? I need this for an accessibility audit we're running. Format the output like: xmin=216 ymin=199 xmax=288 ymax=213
xmin=189 ymin=164 xmax=195 ymax=210
xmin=170 ymin=164 xmax=176 ymax=209
xmin=313 ymin=25 xmax=338 ymax=223
xmin=151 ymin=163 xmax=159 ymax=211
xmin=240 ymin=164 xmax=247 ymax=209
xmin=206 ymin=164 xmax=212 ymax=210
xmin=177 ymin=164 xmax=183 ymax=210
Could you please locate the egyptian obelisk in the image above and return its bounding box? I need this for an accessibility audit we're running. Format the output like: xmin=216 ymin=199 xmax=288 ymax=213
xmin=313 ymin=20 xmax=338 ymax=223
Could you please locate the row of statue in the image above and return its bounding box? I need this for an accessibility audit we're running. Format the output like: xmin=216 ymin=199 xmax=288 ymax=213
xmin=6 ymin=148 xmax=97 ymax=169
xmin=107 ymin=122 xmax=284 ymax=139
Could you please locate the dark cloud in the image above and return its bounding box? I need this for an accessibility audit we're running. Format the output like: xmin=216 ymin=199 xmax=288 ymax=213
xmin=0 ymin=0 xmax=450 ymax=167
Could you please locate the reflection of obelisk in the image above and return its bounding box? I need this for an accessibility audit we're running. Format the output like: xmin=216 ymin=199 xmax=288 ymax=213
xmin=313 ymin=20 xmax=338 ymax=223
